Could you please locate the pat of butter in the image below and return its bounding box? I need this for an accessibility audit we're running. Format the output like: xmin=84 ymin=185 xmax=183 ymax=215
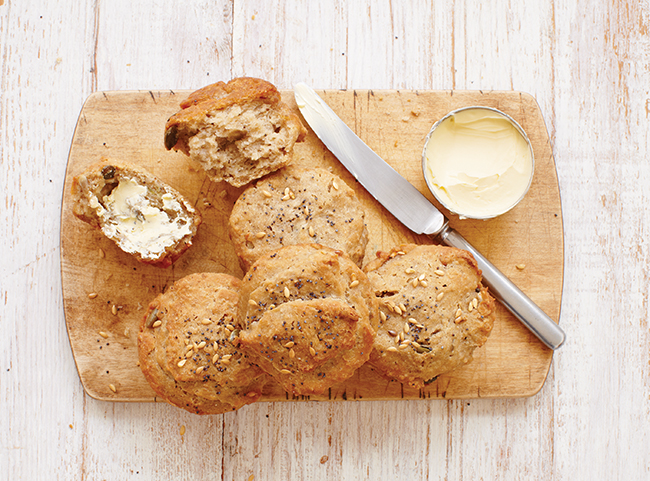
xmin=94 ymin=178 xmax=192 ymax=259
xmin=423 ymin=107 xmax=533 ymax=219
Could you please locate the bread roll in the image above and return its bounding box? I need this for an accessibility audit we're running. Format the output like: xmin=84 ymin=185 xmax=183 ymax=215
xmin=138 ymin=273 xmax=269 ymax=414
xmin=71 ymin=159 xmax=201 ymax=267
xmin=364 ymin=244 xmax=496 ymax=388
xmin=229 ymin=165 xmax=368 ymax=271
xmin=236 ymin=244 xmax=378 ymax=396
xmin=165 ymin=77 xmax=306 ymax=187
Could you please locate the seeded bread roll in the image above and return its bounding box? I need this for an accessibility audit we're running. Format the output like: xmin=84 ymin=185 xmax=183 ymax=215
xmin=229 ymin=165 xmax=368 ymax=271
xmin=71 ymin=160 xmax=201 ymax=268
xmin=164 ymin=77 xmax=306 ymax=187
xmin=236 ymin=244 xmax=378 ymax=396
xmin=364 ymin=244 xmax=496 ymax=388
xmin=137 ymin=273 xmax=269 ymax=415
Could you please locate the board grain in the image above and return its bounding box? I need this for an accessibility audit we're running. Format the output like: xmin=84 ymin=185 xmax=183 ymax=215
xmin=60 ymin=89 xmax=563 ymax=403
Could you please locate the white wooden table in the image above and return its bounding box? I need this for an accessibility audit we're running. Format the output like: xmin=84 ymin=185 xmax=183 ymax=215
xmin=2 ymin=1 xmax=649 ymax=479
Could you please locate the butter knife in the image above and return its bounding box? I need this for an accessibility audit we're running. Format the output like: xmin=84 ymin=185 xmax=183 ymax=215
xmin=294 ymin=83 xmax=566 ymax=350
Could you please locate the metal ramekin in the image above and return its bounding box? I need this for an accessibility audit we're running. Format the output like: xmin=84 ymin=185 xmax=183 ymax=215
xmin=421 ymin=106 xmax=535 ymax=220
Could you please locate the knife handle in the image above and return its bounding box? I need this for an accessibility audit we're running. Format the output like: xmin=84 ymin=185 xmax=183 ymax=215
xmin=437 ymin=226 xmax=566 ymax=350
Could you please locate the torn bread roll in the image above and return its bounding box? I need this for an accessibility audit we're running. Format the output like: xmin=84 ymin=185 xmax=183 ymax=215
xmin=71 ymin=160 xmax=201 ymax=268
xmin=164 ymin=77 xmax=306 ymax=187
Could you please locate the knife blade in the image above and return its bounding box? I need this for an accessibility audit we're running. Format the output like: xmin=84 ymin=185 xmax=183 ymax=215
xmin=294 ymin=83 xmax=566 ymax=350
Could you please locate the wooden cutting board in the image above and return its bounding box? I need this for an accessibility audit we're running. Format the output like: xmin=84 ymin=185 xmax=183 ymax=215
xmin=60 ymin=88 xmax=563 ymax=404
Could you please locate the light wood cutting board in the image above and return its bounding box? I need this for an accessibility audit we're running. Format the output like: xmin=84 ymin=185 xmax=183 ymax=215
xmin=60 ymin=89 xmax=563 ymax=404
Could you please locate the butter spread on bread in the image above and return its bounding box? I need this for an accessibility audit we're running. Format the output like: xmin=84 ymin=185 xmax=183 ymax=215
xmin=72 ymin=160 xmax=201 ymax=267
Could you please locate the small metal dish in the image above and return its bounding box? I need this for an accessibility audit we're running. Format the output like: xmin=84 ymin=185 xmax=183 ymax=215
xmin=421 ymin=106 xmax=534 ymax=220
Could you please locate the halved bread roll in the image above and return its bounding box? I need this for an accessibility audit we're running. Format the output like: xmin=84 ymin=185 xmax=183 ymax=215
xmin=71 ymin=159 xmax=201 ymax=267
